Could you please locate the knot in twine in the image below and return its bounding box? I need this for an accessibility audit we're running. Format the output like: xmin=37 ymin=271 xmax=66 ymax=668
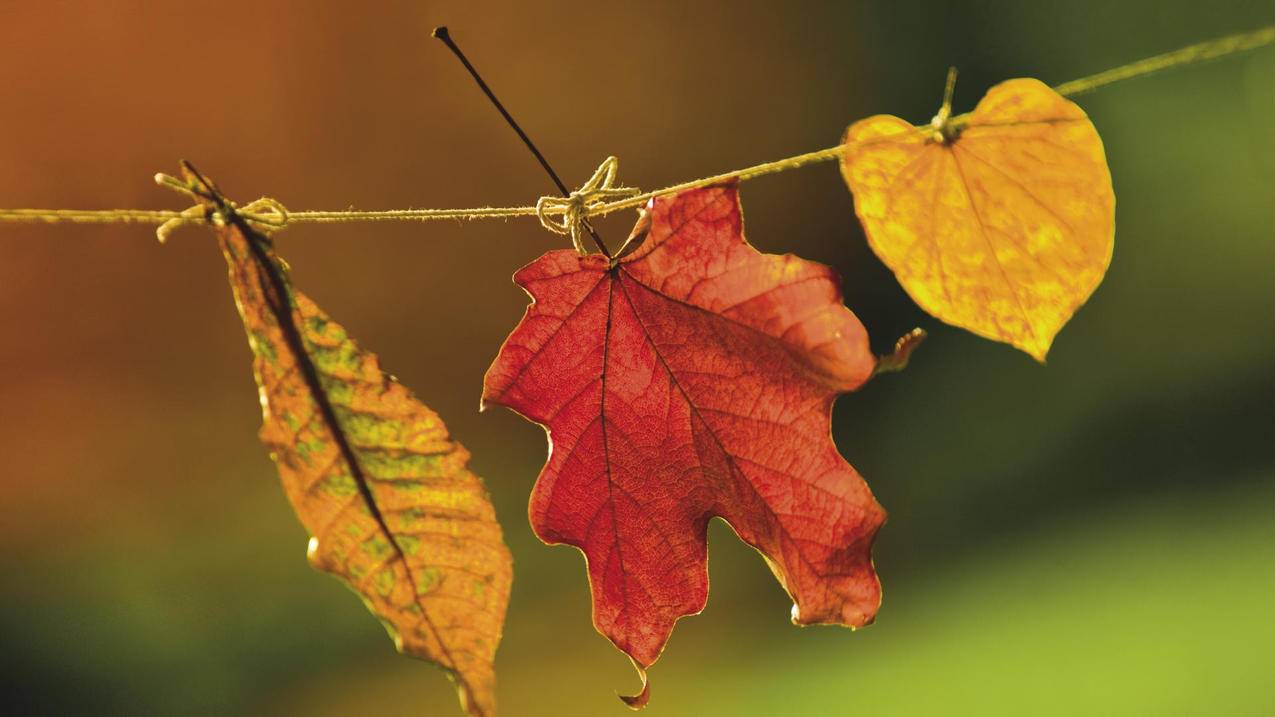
xmin=153 ymin=167 xmax=290 ymax=244
xmin=536 ymin=156 xmax=640 ymax=254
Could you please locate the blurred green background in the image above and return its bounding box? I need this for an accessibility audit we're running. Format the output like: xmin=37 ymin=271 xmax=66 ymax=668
xmin=1 ymin=1 xmax=1273 ymax=715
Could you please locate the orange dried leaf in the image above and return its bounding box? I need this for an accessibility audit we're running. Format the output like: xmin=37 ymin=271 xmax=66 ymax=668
xmin=840 ymin=78 xmax=1114 ymax=361
xmin=196 ymin=170 xmax=512 ymax=717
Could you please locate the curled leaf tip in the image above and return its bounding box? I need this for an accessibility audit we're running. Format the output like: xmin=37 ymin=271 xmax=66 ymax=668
xmin=618 ymin=661 xmax=650 ymax=710
xmin=873 ymin=328 xmax=927 ymax=377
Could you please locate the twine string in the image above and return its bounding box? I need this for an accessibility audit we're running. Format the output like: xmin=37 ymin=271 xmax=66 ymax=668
xmin=0 ymin=24 xmax=1270 ymax=247
xmin=1053 ymin=24 xmax=1275 ymax=97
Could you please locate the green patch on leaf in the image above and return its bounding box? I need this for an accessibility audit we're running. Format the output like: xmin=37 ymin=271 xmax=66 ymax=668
xmin=318 ymin=472 xmax=358 ymax=499
xmin=362 ymin=535 xmax=394 ymax=561
xmin=248 ymin=329 xmax=277 ymax=364
xmin=416 ymin=566 xmax=443 ymax=595
xmin=373 ymin=568 xmax=396 ymax=597
xmin=395 ymin=534 xmax=421 ymax=556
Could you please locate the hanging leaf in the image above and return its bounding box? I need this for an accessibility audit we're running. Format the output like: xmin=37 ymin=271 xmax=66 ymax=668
xmin=483 ymin=184 xmax=889 ymax=706
xmin=187 ymin=168 xmax=512 ymax=717
xmin=840 ymin=78 xmax=1115 ymax=361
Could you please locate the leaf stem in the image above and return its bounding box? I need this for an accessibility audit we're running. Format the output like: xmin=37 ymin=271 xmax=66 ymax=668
xmin=431 ymin=26 xmax=612 ymax=256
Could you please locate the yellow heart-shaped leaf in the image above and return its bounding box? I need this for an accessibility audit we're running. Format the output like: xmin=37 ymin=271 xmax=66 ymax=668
xmin=841 ymin=78 xmax=1115 ymax=361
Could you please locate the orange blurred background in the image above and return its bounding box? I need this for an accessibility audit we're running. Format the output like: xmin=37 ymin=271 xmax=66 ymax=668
xmin=2 ymin=2 xmax=1273 ymax=715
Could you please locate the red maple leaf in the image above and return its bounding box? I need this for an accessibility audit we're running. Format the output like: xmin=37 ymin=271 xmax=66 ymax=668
xmin=483 ymin=184 xmax=886 ymax=703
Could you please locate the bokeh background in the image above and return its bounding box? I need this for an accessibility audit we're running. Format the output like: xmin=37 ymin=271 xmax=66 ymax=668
xmin=2 ymin=1 xmax=1273 ymax=715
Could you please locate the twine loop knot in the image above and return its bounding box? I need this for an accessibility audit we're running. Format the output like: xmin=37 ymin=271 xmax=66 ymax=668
xmin=153 ymin=165 xmax=291 ymax=243
xmin=536 ymin=156 xmax=639 ymax=254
